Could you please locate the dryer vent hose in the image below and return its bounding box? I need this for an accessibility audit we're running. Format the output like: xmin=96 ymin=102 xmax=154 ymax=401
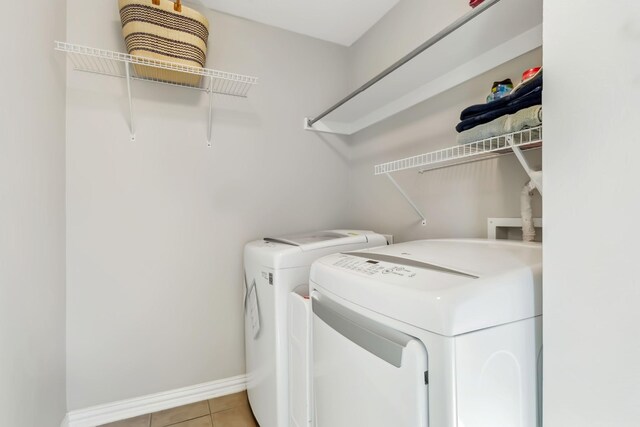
xmin=521 ymin=180 xmax=538 ymax=242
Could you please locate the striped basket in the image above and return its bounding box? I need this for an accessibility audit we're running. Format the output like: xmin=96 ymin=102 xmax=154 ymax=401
xmin=118 ymin=0 xmax=210 ymax=86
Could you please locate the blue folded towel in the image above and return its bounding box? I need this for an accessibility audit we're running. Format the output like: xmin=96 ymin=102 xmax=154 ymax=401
xmin=459 ymin=71 xmax=543 ymax=120
xmin=455 ymin=87 xmax=542 ymax=132
xmin=456 ymin=71 xmax=543 ymax=133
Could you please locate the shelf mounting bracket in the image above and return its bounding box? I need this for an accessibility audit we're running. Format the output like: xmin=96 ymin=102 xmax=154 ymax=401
xmin=507 ymin=135 xmax=543 ymax=194
xmin=386 ymin=173 xmax=427 ymax=226
xmin=207 ymin=76 xmax=214 ymax=148
xmin=124 ymin=62 xmax=136 ymax=142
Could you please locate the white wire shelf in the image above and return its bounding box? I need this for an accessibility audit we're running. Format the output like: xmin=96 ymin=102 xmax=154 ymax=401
xmin=55 ymin=41 xmax=258 ymax=97
xmin=375 ymin=126 xmax=543 ymax=226
xmin=56 ymin=41 xmax=259 ymax=147
xmin=375 ymin=126 xmax=542 ymax=175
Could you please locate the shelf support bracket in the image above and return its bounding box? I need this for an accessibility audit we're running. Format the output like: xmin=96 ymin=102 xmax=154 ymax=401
xmin=386 ymin=173 xmax=427 ymax=226
xmin=124 ymin=62 xmax=136 ymax=142
xmin=207 ymin=76 xmax=214 ymax=148
xmin=507 ymin=135 xmax=543 ymax=194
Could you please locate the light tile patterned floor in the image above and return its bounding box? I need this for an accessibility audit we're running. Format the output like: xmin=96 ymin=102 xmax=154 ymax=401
xmin=99 ymin=391 xmax=258 ymax=427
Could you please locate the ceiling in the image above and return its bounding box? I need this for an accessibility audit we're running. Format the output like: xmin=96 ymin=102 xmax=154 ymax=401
xmin=198 ymin=0 xmax=400 ymax=46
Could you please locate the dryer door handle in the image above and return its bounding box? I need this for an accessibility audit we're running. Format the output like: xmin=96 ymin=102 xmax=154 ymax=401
xmin=312 ymin=292 xmax=413 ymax=368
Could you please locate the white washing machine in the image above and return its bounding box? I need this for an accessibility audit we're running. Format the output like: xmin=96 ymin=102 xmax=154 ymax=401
xmin=244 ymin=230 xmax=388 ymax=427
xmin=310 ymin=239 xmax=542 ymax=427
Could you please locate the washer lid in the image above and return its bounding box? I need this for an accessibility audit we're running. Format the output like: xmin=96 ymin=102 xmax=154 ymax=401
xmin=310 ymin=239 xmax=542 ymax=336
xmin=264 ymin=230 xmax=369 ymax=252
xmin=245 ymin=230 xmax=387 ymax=270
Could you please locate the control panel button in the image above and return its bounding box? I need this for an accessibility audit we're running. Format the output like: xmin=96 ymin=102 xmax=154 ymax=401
xmin=333 ymin=256 xmax=414 ymax=277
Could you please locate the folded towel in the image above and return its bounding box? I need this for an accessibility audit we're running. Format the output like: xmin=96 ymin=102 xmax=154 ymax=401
xmin=457 ymin=105 xmax=542 ymax=145
xmin=457 ymin=115 xmax=508 ymax=145
xmin=506 ymin=104 xmax=542 ymax=133
xmin=459 ymin=71 xmax=543 ymax=121
xmin=455 ymin=87 xmax=542 ymax=132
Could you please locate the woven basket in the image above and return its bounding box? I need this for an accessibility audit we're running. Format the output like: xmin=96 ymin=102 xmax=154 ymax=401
xmin=118 ymin=0 xmax=210 ymax=86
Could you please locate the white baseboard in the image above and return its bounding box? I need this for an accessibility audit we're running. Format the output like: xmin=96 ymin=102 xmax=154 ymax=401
xmin=66 ymin=374 xmax=247 ymax=427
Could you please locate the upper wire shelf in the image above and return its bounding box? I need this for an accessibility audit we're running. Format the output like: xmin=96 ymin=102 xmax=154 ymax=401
xmin=55 ymin=41 xmax=258 ymax=97
xmin=56 ymin=41 xmax=259 ymax=146
xmin=375 ymin=126 xmax=542 ymax=175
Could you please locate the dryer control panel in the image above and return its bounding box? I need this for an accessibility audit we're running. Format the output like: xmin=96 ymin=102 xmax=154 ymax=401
xmin=332 ymin=255 xmax=417 ymax=278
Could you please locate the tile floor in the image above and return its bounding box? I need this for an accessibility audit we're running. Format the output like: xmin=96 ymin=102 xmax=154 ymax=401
xmin=99 ymin=391 xmax=258 ymax=427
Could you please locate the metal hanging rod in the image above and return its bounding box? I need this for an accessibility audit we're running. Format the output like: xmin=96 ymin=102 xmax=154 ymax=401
xmin=306 ymin=0 xmax=503 ymax=128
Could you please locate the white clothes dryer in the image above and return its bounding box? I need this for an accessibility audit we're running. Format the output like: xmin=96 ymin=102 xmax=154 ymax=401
xmin=310 ymin=239 xmax=542 ymax=427
xmin=244 ymin=230 xmax=388 ymax=427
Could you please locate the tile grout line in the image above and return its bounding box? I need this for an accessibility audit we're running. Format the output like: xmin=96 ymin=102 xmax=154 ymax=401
xmin=157 ymin=414 xmax=212 ymax=427
xmin=159 ymin=413 xmax=212 ymax=427
xmin=152 ymin=402 xmax=212 ymax=427
xmin=113 ymin=393 xmax=249 ymax=427
xmin=207 ymin=399 xmax=214 ymax=427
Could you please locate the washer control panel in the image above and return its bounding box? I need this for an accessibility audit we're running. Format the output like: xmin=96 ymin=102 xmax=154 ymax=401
xmin=332 ymin=255 xmax=416 ymax=278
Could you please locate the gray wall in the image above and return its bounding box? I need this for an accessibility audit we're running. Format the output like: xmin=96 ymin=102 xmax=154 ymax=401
xmin=0 ymin=0 xmax=68 ymax=426
xmin=65 ymin=0 xmax=352 ymax=410
xmin=543 ymin=1 xmax=640 ymax=425
xmin=346 ymin=0 xmax=542 ymax=242
xmin=65 ymin=0 xmax=545 ymax=411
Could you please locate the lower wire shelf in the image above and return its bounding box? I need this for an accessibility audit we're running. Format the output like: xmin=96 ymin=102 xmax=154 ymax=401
xmin=375 ymin=126 xmax=543 ymax=226
xmin=375 ymin=126 xmax=542 ymax=175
